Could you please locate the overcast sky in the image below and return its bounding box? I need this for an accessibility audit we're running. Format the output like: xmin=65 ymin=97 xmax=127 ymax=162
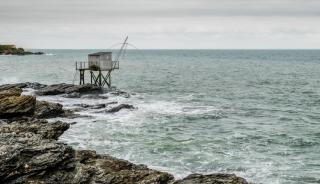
xmin=1 ymin=0 xmax=320 ymax=49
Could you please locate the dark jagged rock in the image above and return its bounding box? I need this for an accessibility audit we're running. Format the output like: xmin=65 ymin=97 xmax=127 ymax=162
xmin=35 ymin=83 xmax=75 ymax=95
xmin=105 ymin=101 xmax=118 ymax=105
xmin=75 ymin=104 xmax=92 ymax=108
xmin=76 ymin=103 xmax=106 ymax=109
xmin=0 ymin=83 xmax=101 ymax=96
xmin=174 ymin=173 xmax=248 ymax=184
xmin=63 ymin=92 xmax=81 ymax=98
xmin=33 ymin=52 xmax=44 ymax=55
xmin=59 ymin=109 xmax=92 ymax=119
xmin=0 ymin=132 xmax=74 ymax=183
xmin=103 ymin=104 xmax=135 ymax=113
xmin=0 ymin=119 xmax=69 ymax=140
xmin=81 ymin=94 xmax=109 ymax=99
xmin=91 ymin=104 xmax=106 ymax=109
xmin=75 ymin=102 xmax=118 ymax=110
xmin=25 ymin=82 xmax=47 ymax=90
xmin=0 ymin=82 xmax=46 ymax=91
xmin=64 ymin=84 xmax=102 ymax=94
xmin=74 ymin=150 xmax=175 ymax=184
xmin=0 ymin=119 xmax=175 ymax=184
xmin=110 ymin=90 xmax=131 ymax=98
xmin=34 ymin=101 xmax=64 ymax=118
xmin=36 ymin=83 xmax=102 ymax=96
xmin=0 ymin=95 xmax=36 ymax=118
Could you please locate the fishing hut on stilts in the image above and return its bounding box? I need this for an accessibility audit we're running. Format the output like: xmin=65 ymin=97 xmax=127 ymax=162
xmin=75 ymin=37 xmax=128 ymax=88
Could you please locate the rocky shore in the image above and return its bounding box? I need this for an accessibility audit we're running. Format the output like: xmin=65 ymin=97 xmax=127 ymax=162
xmin=0 ymin=45 xmax=44 ymax=55
xmin=0 ymin=82 xmax=249 ymax=184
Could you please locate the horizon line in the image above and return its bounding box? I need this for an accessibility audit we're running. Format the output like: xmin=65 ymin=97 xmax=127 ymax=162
xmin=27 ymin=48 xmax=320 ymax=50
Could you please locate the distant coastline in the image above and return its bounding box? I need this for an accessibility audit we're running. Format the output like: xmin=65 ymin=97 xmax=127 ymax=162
xmin=0 ymin=44 xmax=44 ymax=55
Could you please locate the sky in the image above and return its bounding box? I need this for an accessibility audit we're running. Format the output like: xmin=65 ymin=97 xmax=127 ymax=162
xmin=0 ymin=0 xmax=320 ymax=49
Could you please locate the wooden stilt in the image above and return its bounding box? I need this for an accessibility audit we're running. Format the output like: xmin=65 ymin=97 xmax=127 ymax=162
xmin=79 ymin=70 xmax=85 ymax=85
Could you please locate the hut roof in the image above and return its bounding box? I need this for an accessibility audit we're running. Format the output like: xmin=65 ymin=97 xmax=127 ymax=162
xmin=89 ymin=52 xmax=112 ymax=56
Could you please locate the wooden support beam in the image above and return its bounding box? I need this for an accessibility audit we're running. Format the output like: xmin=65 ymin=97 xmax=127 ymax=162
xmin=79 ymin=70 xmax=85 ymax=85
xmin=99 ymin=70 xmax=102 ymax=86
xmin=82 ymin=70 xmax=113 ymax=87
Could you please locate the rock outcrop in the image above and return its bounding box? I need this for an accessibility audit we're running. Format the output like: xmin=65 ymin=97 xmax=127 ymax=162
xmin=0 ymin=88 xmax=22 ymax=98
xmin=104 ymin=104 xmax=135 ymax=113
xmin=0 ymin=118 xmax=175 ymax=183
xmin=34 ymin=100 xmax=64 ymax=118
xmin=0 ymin=45 xmax=44 ymax=55
xmin=0 ymin=83 xmax=249 ymax=184
xmin=25 ymin=82 xmax=47 ymax=90
xmin=0 ymin=118 xmax=248 ymax=184
xmin=0 ymin=87 xmax=67 ymax=119
xmin=0 ymin=119 xmax=69 ymax=140
xmin=0 ymin=82 xmax=47 ymax=91
xmin=0 ymin=128 xmax=74 ymax=183
xmin=0 ymin=83 xmax=28 ymax=91
xmin=0 ymin=95 xmax=36 ymax=118
xmin=173 ymin=173 xmax=248 ymax=184
xmin=36 ymin=83 xmax=102 ymax=96
xmin=0 ymin=82 xmax=101 ymax=96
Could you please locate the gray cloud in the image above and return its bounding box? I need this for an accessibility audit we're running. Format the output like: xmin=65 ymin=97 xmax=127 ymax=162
xmin=0 ymin=0 xmax=320 ymax=48
xmin=2 ymin=0 xmax=320 ymax=22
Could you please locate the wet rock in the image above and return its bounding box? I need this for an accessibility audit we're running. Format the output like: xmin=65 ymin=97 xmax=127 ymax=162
xmin=36 ymin=83 xmax=102 ymax=96
xmin=0 ymin=118 xmax=175 ymax=184
xmin=60 ymin=109 xmax=92 ymax=119
xmin=74 ymin=150 xmax=175 ymax=184
xmin=0 ymin=119 xmax=69 ymax=140
xmin=25 ymin=82 xmax=47 ymax=90
xmin=0 ymin=95 xmax=36 ymax=118
xmin=34 ymin=101 xmax=64 ymax=118
xmin=0 ymin=118 xmax=74 ymax=183
xmin=74 ymin=102 xmax=118 ymax=111
xmin=0 ymin=82 xmax=46 ymax=91
xmin=110 ymin=90 xmax=131 ymax=98
xmin=88 ymin=104 xmax=107 ymax=109
xmin=174 ymin=173 xmax=248 ymax=184
xmin=0 ymin=132 xmax=74 ymax=183
xmin=81 ymin=94 xmax=109 ymax=99
xmin=33 ymin=52 xmax=44 ymax=55
xmin=105 ymin=101 xmax=118 ymax=105
xmin=36 ymin=83 xmax=75 ymax=95
xmin=65 ymin=84 xmax=102 ymax=94
xmin=75 ymin=103 xmax=108 ymax=109
xmin=0 ymin=88 xmax=22 ymax=98
xmin=0 ymin=83 xmax=27 ymax=91
xmin=63 ymin=92 xmax=81 ymax=98
xmin=103 ymin=104 xmax=134 ymax=113
xmin=75 ymin=104 xmax=91 ymax=108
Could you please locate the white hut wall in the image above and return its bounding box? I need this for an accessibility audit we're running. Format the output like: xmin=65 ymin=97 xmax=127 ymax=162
xmin=99 ymin=54 xmax=113 ymax=70
xmin=88 ymin=55 xmax=100 ymax=68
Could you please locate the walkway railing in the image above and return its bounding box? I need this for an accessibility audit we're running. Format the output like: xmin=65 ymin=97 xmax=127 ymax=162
xmin=76 ymin=61 xmax=89 ymax=70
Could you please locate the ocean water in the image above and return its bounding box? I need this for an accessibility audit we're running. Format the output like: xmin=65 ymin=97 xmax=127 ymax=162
xmin=1 ymin=50 xmax=320 ymax=183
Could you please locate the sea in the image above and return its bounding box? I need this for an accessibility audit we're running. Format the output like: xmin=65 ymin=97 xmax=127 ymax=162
xmin=1 ymin=50 xmax=320 ymax=184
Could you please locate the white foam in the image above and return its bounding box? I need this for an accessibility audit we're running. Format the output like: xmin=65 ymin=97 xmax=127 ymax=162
xmin=45 ymin=53 xmax=55 ymax=56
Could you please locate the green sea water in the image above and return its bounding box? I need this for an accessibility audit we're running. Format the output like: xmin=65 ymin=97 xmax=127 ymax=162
xmin=1 ymin=50 xmax=320 ymax=183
